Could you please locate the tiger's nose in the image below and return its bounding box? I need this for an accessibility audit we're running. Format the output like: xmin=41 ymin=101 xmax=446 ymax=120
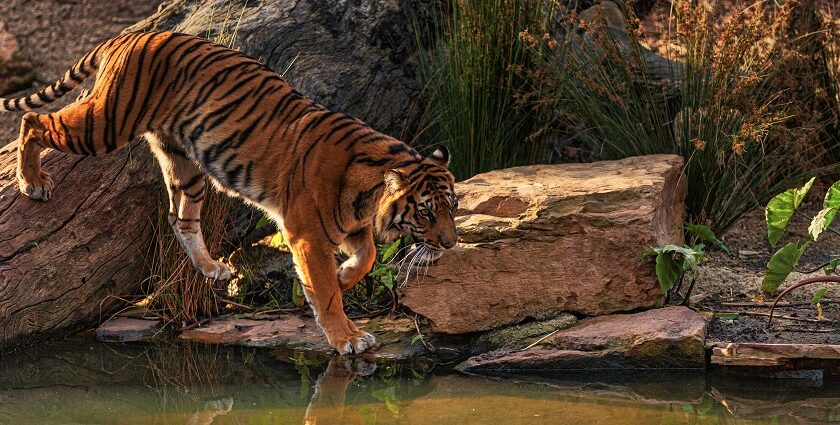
xmin=442 ymin=239 xmax=456 ymax=249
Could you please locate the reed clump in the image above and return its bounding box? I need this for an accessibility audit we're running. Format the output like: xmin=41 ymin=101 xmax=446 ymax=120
xmin=525 ymin=0 xmax=829 ymax=234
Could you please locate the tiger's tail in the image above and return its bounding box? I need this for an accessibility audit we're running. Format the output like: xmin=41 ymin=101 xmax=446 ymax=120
xmin=0 ymin=46 xmax=102 ymax=112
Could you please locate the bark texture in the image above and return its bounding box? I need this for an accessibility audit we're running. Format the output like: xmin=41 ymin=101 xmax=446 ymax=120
xmin=0 ymin=143 xmax=158 ymax=351
xmin=127 ymin=0 xmax=431 ymax=139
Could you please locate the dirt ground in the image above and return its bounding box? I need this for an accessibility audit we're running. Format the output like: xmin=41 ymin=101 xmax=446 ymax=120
xmin=0 ymin=0 xmax=162 ymax=147
xmin=690 ymin=183 xmax=840 ymax=345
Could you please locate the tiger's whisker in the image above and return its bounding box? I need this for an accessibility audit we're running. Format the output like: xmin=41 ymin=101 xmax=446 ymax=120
xmin=385 ymin=244 xmax=415 ymax=266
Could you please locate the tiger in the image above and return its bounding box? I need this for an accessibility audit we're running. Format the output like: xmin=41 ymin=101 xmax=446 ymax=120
xmin=0 ymin=31 xmax=458 ymax=355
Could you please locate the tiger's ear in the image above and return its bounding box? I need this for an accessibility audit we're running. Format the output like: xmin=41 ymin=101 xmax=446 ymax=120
xmin=429 ymin=146 xmax=450 ymax=166
xmin=384 ymin=169 xmax=406 ymax=193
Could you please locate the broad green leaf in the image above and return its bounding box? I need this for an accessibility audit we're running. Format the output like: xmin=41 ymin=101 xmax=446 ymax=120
xmin=655 ymin=252 xmax=682 ymax=294
xmin=382 ymin=273 xmax=394 ymax=289
xmin=656 ymin=244 xmax=705 ymax=271
xmin=643 ymin=244 xmax=705 ymax=283
xmin=808 ymin=181 xmax=840 ymax=240
xmin=381 ymin=241 xmax=401 ymax=262
xmin=825 ymin=259 xmax=840 ymax=275
xmin=766 ymin=177 xmax=815 ymax=247
xmin=641 ymin=248 xmax=658 ymax=260
xmin=368 ymin=266 xmax=390 ymax=277
xmin=685 ymin=223 xmax=728 ymax=252
xmin=823 ymin=180 xmax=840 ymax=209
xmin=411 ymin=334 xmax=425 ymax=345
xmin=811 ymin=287 xmax=829 ymax=306
xmin=762 ymin=242 xmax=808 ymax=293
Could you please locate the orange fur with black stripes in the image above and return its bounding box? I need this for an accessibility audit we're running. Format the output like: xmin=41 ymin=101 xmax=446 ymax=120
xmin=1 ymin=31 xmax=458 ymax=354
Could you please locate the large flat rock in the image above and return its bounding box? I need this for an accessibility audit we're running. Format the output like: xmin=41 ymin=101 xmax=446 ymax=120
xmin=401 ymin=155 xmax=686 ymax=334
xmin=710 ymin=342 xmax=840 ymax=368
xmin=95 ymin=317 xmax=162 ymax=342
xmin=458 ymin=306 xmax=707 ymax=372
xmin=179 ymin=314 xmax=429 ymax=361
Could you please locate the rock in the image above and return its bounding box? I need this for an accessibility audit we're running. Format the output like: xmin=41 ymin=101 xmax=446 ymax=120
xmin=0 ymin=143 xmax=160 ymax=351
xmin=401 ymin=155 xmax=686 ymax=334
xmin=710 ymin=342 xmax=840 ymax=369
xmin=180 ymin=314 xmax=329 ymax=350
xmin=95 ymin=317 xmax=162 ymax=342
xmin=471 ymin=313 xmax=577 ymax=354
xmin=0 ymin=21 xmax=34 ymax=96
xmin=457 ymin=306 xmax=707 ymax=372
xmin=180 ymin=314 xmax=429 ymax=361
xmin=126 ymin=0 xmax=432 ymax=138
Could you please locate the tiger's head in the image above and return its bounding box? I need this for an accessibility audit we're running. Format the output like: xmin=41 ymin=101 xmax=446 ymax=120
xmin=376 ymin=146 xmax=458 ymax=261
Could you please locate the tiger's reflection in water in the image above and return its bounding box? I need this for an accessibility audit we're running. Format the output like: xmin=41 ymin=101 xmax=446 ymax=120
xmin=183 ymin=357 xmax=375 ymax=425
xmin=304 ymin=358 xmax=377 ymax=425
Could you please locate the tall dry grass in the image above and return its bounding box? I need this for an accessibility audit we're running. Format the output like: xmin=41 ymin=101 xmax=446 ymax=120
xmin=141 ymin=189 xmax=232 ymax=324
xmin=526 ymin=0 xmax=828 ymax=234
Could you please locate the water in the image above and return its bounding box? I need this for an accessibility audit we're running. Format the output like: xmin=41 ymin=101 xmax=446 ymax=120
xmin=1 ymin=337 xmax=838 ymax=424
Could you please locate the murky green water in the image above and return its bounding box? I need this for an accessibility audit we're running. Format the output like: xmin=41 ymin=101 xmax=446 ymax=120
xmin=1 ymin=337 xmax=838 ymax=424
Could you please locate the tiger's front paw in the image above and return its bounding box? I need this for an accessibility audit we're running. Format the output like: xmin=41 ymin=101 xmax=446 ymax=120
xmin=194 ymin=258 xmax=232 ymax=281
xmin=329 ymin=330 xmax=377 ymax=355
xmin=17 ymin=171 xmax=54 ymax=201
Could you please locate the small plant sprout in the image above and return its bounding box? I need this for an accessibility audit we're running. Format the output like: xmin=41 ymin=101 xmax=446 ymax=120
xmin=762 ymin=178 xmax=840 ymax=326
xmin=642 ymin=223 xmax=721 ymax=304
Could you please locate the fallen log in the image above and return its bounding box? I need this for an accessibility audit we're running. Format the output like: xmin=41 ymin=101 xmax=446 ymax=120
xmin=0 ymin=143 xmax=159 ymax=351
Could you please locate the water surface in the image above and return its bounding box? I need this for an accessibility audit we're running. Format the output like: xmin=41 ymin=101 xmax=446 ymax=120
xmin=1 ymin=337 xmax=838 ymax=424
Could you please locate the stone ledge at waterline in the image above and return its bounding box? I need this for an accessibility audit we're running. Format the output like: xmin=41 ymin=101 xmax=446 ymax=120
xmin=457 ymin=306 xmax=708 ymax=372
xmin=400 ymin=154 xmax=686 ymax=334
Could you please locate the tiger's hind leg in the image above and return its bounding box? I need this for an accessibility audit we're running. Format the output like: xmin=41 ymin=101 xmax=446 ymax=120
xmin=16 ymin=112 xmax=55 ymax=200
xmin=147 ymin=133 xmax=231 ymax=281
xmin=16 ymin=101 xmax=132 ymax=200
xmin=337 ymin=226 xmax=376 ymax=292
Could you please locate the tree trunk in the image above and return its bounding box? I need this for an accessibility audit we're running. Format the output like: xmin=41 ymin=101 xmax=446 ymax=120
xmin=0 ymin=142 xmax=159 ymax=351
xmin=127 ymin=0 xmax=432 ymax=140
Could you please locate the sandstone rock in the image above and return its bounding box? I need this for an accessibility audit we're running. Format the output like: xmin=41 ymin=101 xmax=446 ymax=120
xmin=95 ymin=317 xmax=162 ymax=342
xmin=401 ymin=155 xmax=686 ymax=334
xmin=457 ymin=306 xmax=707 ymax=372
xmin=710 ymin=342 xmax=840 ymax=368
xmin=0 ymin=21 xmax=34 ymax=96
xmin=179 ymin=314 xmax=429 ymax=361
